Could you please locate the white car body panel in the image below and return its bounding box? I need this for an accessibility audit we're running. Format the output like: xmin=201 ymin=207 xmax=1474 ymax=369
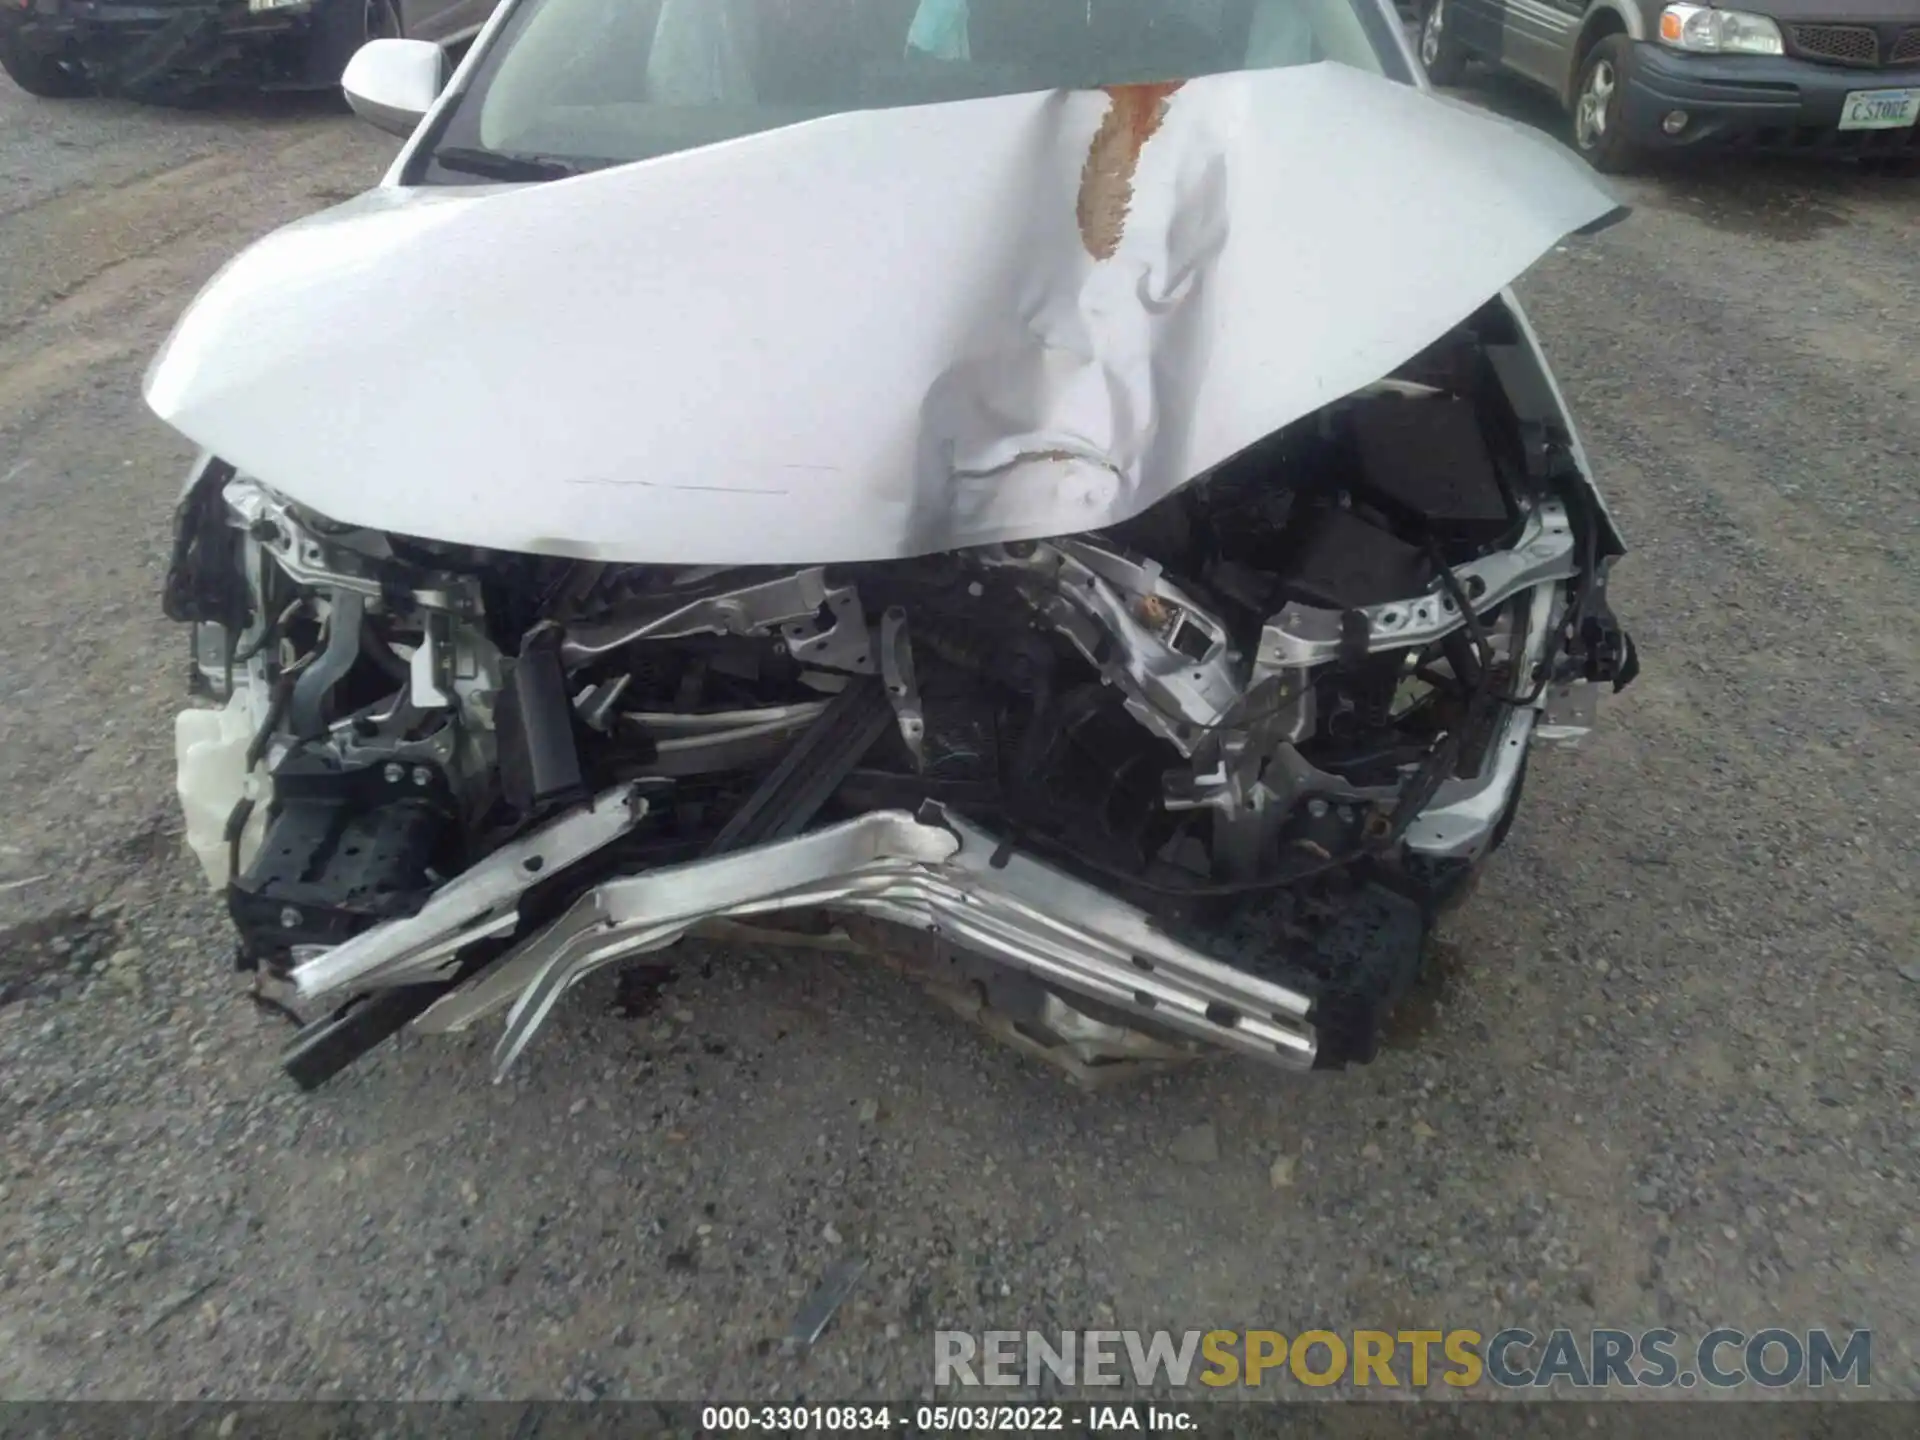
xmin=144 ymin=61 xmax=1616 ymax=564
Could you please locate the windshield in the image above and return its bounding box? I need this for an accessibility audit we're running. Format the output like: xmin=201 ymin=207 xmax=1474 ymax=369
xmin=422 ymin=0 xmax=1408 ymax=179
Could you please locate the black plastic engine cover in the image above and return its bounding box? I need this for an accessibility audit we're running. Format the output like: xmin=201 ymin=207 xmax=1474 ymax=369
xmin=228 ymin=754 xmax=458 ymax=965
xmin=1273 ymin=506 xmax=1433 ymax=611
xmin=1347 ymin=395 xmax=1513 ymax=543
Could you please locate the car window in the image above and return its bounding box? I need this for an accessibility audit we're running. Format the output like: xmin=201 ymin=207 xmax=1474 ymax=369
xmin=423 ymin=0 xmax=1408 ymax=177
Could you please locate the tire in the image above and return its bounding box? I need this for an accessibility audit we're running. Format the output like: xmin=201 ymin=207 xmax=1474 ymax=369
xmin=1571 ymin=34 xmax=1646 ymax=174
xmin=311 ymin=0 xmax=402 ymax=86
xmin=1417 ymin=0 xmax=1471 ymax=88
xmin=0 ymin=32 xmax=91 ymax=98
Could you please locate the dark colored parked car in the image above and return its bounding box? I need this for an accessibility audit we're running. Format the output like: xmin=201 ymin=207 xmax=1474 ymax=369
xmin=1416 ymin=0 xmax=1920 ymax=168
xmin=0 ymin=0 xmax=493 ymax=102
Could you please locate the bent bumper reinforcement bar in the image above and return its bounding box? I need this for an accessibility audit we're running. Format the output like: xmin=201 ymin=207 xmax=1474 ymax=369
xmin=292 ymin=800 xmax=1321 ymax=1078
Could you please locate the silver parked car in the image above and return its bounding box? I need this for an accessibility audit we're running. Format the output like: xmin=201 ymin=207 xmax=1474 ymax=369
xmin=147 ymin=0 xmax=1638 ymax=1090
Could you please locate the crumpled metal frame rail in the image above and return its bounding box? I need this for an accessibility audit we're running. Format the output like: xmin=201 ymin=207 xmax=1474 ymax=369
xmin=294 ymin=804 xmax=1321 ymax=1077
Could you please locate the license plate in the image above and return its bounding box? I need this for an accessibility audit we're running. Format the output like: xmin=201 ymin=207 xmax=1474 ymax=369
xmin=1838 ymin=88 xmax=1920 ymax=131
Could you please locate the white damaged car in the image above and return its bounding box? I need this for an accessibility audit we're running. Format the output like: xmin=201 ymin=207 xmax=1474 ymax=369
xmin=150 ymin=0 xmax=1639 ymax=1089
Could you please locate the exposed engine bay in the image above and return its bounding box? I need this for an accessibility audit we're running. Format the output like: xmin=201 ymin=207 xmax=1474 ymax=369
xmin=164 ymin=301 xmax=1636 ymax=1089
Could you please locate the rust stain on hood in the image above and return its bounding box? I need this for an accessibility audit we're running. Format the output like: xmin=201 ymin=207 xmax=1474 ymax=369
xmin=1078 ymin=81 xmax=1186 ymax=261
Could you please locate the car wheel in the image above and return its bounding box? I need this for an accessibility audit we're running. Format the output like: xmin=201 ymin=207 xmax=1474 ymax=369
xmin=365 ymin=0 xmax=403 ymax=43
xmin=1417 ymin=0 xmax=1471 ymax=87
xmin=313 ymin=0 xmax=404 ymax=85
xmin=1571 ymin=35 xmax=1646 ymax=174
xmin=0 ymin=33 xmax=92 ymax=98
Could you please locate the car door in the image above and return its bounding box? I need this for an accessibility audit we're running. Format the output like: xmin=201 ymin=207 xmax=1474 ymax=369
xmin=1499 ymin=0 xmax=1583 ymax=87
xmin=401 ymin=0 xmax=498 ymax=47
xmin=1447 ymin=0 xmax=1511 ymax=65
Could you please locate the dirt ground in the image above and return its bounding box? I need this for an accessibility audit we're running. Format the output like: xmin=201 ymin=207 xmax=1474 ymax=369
xmin=0 ymin=70 xmax=1915 ymax=1402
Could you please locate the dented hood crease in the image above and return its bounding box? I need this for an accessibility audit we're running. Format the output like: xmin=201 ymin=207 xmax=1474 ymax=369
xmin=144 ymin=63 xmax=1619 ymax=565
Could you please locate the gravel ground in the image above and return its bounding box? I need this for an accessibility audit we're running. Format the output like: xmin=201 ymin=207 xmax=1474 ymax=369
xmin=0 ymin=65 xmax=1915 ymax=1404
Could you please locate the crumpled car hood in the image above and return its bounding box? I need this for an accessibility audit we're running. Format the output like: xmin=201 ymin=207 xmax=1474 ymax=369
xmin=145 ymin=62 xmax=1619 ymax=565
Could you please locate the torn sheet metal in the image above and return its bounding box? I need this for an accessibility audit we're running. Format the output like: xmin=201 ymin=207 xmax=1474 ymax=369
xmin=144 ymin=62 xmax=1618 ymax=566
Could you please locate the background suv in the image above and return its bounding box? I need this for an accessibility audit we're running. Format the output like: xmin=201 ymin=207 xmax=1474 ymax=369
xmin=1416 ymin=0 xmax=1920 ymax=169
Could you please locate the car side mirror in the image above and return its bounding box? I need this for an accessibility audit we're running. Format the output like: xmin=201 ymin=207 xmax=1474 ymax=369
xmin=342 ymin=38 xmax=448 ymax=139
